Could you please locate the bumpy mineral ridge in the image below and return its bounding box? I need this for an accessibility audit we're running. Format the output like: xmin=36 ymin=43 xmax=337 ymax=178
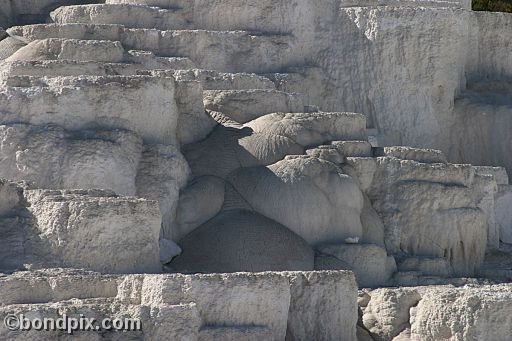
xmin=0 ymin=0 xmax=511 ymax=340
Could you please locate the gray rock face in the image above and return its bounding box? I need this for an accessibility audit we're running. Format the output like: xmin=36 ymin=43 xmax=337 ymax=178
xmin=159 ymin=238 xmax=182 ymax=264
xmin=170 ymin=210 xmax=315 ymax=273
xmin=26 ymin=189 xmax=162 ymax=274
xmin=51 ymin=4 xmax=191 ymax=30
xmin=285 ymin=271 xmax=358 ymax=341
xmin=0 ymin=124 xmax=142 ymax=195
xmin=7 ymin=38 xmax=125 ymax=63
xmin=0 ymin=37 xmax=26 ymax=60
xmin=229 ymin=156 xmax=364 ymax=246
xmin=173 ymin=175 xmax=225 ymax=240
xmin=496 ymin=186 xmax=512 ymax=244
xmin=347 ymin=157 xmax=491 ymax=276
xmin=318 ymin=243 xmax=396 ymax=287
xmin=0 ymin=75 xmax=179 ymax=144
xmin=0 ymin=270 xmax=357 ymax=340
xmin=0 ymin=183 xmax=162 ymax=274
xmin=0 ymin=0 xmax=101 ymax=28
xmin=0 ymin=0 xmax=511 ymax=339
xmin=361 ymin=284 xmax=512 ymax=341
xmin=381 ymin=146 xmax=448 ymax=164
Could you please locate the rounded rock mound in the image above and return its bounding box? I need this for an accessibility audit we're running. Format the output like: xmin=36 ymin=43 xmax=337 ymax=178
xmin=169 ymin=209 xmax=315 ymax=273
xmin=229 ymin=155 xmax=364 ymax=246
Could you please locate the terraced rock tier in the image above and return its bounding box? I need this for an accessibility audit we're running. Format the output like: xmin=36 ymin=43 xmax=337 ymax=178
xmin=0 ymin=0 xmax=511 ymax=340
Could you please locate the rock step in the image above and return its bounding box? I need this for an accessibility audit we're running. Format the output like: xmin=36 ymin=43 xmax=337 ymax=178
xmin=5 ymin=38 xmax=125 ymax=63
xmin=0 ymin=58 xmax=194 ymax=80
xmin=0 ymin=270 xmax=358 ymax=341
xmin=396 ymin=256 xmax=453 ymax=277
xmin=338 ymin=0 xmax=468 ymax=8
xmin=0 ymin=37 xmax=26 ymax=60
xmin=346 ymin=156 xmax=477 ymax=188
xmin=474 ymin=166 xmax=509 ymax=185
xmin=0 ymin=75 xmax=179 ymax=144
xmin=245 ymin=112 xmax=369 ymax=143
xmin=392 ymin=271 xmax=450 ymax=286
xmin=331 ymin=140 xmax=373 ymax=157
xmin=8 ymin=23 xmax=127 ymax=43
xmin=0 ymin=301 xmax=198 ymax=340
xmin=183 ymin=112 xmax=368 ymax=182
xmin=4 ymin=38 xmax=193 ymax=68
xmin=203 ymin=89 xmax=307 ymax=123
xmin=304 ymin=141 xmax=373 ymax=164
xmin=104 ymin=0 xmax=309 ymax=34
xmin=0 ymin=186 xmax=162 ymax=274
xmin=373 ymin=146 xmax=448 ymax=163
xmin=51 ymin=4 xmax=192 ymax=30
xmin=106 ymin=0 xmax=186 ymax=10
xmin=140 ymin=69 xmax=276 ymax=90
xmin=0 ymin=270 xmax=119 ymax=305
xmin=0 ymin=0 xmax=104 ymax=28
xmin=264 ymin=66 xmax=334 ymax=108
xmin=125 ymin=50 xmax=195 ymax=69
xmin=0 ymin=61 xmax=139 ymax=79
xmin=198 ymin=326 xmax=273 ymax=341
xmin=0 ymin=73 xmax=209 ymax=146
xmin=0 ymin=124 xmax=145 ymax=196
xmin=8 ymin=24 xmax=297 ymax=73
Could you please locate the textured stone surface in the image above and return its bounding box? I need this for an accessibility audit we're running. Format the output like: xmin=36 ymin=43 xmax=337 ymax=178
xmin=0 ymin=0 xmax=512 ymax=339
xmin=0 ymin=75 xmax=179 ymax=144
xmin=203 ymin=89 xmax=305 ymax=123
xmin=362 ymin=287 xmax=422 ymax=340
xmin=173 ymin=175 xmax=225 ymax=240
xmin=26 ymin=189 xmax=162 ymax=273
xmin=355 ymin=157 xmax=490 ymax=276
xmin=285 ymin=271 xmax=358 ymax=341
xmin=361 ymin=284 xmax=512 ymax=341
xmin=450 ymin=81 xmax=512 ymax=176
xmin=141 ymin=272 xmax=292 ymax=340
xmin=199 ymin=326 xmax=273 ymax=341
xmin=0 ymin=270 xmax=358 ymax=340
xmin=170 ymin=210 xmax=315 ymax=273
xmin=318 ymin=243 xmax=396 ymax=287
xmin=412 ymin=285 xmax=512 ymax=340
xmin=6 ymin=38 xmax=125 ymax=63
xmin=0 ymin=37 xmax=26 ymax=60
xmin=0 ymin=124 xmax=142 ymax=196
xmin=51 ymin=4 xmax=190 ymax=30
xmin=229 ymin=156 xmax=364 ymax=246
xmin=382 ymin=146 xmax=448 ymax=164
xmin=135 ymin=144 xmax=190 ymax=239
xmin=0 ymin=183 xmax=163 ymax=273
xmin=184 ymin=111 xmax=365 ymax=179
xmin=496 ymin=185 xmax=512 ymax=245
xmin=397 ymin=257 xmax=453 ymax=277
xmin=0 ymin=0 xmax=101 ymax=28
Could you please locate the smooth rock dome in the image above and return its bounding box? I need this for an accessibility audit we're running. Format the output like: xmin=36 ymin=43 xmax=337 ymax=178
xmin=170 ymin=209 xmax=315 ymax=273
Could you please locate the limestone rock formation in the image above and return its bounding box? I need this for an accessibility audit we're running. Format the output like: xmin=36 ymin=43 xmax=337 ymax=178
xmin=0 ymin=183 xmax=162 ymax=274
xmin=170 ymin=210 xmax=315 ymax=273
xmin=0 ymin=0 xmax=511 ymax=339
xmin=318 ymin=243 xmax=397 ymax=287
xmin=0 ymin=270 xmax=358 ymax=340
xmin=361 ymin=284 xmax=512 ymax=341
xmin=228 ymin=156 xmax=364 ymax=246
xmin=0 ymin=124 xmax=143 ymax=195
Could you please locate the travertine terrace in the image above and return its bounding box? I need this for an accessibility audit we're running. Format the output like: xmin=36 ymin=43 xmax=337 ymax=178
xmin=0 ymin=0 xmax=511 ymax=340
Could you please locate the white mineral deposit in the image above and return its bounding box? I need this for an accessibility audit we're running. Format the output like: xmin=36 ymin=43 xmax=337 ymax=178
xmin=0 ymin=0 xmax=511 ymax=339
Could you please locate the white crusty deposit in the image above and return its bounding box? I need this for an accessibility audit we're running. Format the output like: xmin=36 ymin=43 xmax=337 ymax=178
xmin=0 ymin=0 xmax=511 ymax=339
